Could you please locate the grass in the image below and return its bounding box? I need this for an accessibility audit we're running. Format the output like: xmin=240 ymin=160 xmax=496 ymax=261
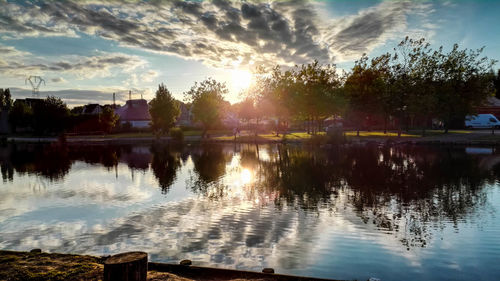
xmin=0 ymin=250 xmax=192 ymax=281
xmin=0 ymin=250 xmax=103 ymax=281
xmin=345 ymin=131 xmax=419 ymax=137
xmin=214 ymin=131 xmax=324 ymax=142
xmin=16 ymin=128 xmax=500 ymax=145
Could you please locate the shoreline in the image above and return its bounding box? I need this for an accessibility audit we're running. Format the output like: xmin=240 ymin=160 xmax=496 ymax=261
xmin=5 ymin=131 xmax=500 ymax=146
xmin=0 ymin=250 xmax=342 ymax=281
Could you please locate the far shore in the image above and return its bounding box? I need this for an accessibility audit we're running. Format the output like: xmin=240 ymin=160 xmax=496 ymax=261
xmin=5 ymin=129 xmax=500 ymax=145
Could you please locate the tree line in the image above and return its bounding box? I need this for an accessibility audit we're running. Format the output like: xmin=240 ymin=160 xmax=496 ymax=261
xmin=149 ymin=37 xmax=498 ymax=137
xmin=4 ymin=95 xmax=118 ymax=135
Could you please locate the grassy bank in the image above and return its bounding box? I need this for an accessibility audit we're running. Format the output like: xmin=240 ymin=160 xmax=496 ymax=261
xmin=0 ymin=250 xmax=339 ymax=281
xmin=7 ymin=129 xmax=500 ymax=145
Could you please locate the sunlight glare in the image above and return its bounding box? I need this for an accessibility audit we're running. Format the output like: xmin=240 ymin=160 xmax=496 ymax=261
xmin=240 ymin=168 xmax=252 ymax=185
xmin=231 ymin=69 xmax=253 ymax=92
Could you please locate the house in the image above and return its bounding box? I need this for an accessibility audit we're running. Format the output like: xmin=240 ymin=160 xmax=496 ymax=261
xmin=476 ymin=96 xmax=500 ymax=118
xmin=115 ymin=99 xmax=151 ymax=128
xmin=176 ymin=102 xmax=193 ymax=126
xmin=82 ymin=104 xmax=102 ymax=115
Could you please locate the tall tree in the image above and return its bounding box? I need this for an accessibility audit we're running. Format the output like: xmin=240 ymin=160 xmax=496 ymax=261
xmin=8 ymin=100 xmax=32 ymax=133
xmin=0 ymin=88 xmax=13 ymax=111
xmin=184 ymin=78 xmax=228 ymax=138
xmin=295 ymin=60 xmax=346 ymax=134
xmin=99 ymin=106 xmax=119 ymax=134
xmin=345 ymin=55 xmax=386 ymax=136
xmin=432 ymin=44 xmax=496 ymax=132
xmin=149 ymin=83 xmax=181 ymax=136
xmin=32 ymin=96 xmax=70 ymax=135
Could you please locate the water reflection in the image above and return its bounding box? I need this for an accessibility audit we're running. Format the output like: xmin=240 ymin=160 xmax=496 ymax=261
xmin=1 ymin=143 xmax=499 ymax=280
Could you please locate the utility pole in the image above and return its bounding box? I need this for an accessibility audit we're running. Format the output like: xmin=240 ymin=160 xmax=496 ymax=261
xmin=25 ymin=76 xmax=45 ymax=96
xmin=113 ymin=92 xmax=116 ymax=108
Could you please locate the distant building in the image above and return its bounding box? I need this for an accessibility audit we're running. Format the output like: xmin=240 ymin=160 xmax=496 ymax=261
xmin=82 ymin=104 xmax=102 ymax=115
xmin=115 ymin=99 xmax=151 ymax=128
xmin=477 ymin=97 xmax=500 ymax=118
xmin=176 ymin=102 xmax=193 ymax=126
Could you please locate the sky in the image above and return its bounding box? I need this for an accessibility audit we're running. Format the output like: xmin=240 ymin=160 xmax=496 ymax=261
xmin=1 ymin=0 xmax=500 ymax=107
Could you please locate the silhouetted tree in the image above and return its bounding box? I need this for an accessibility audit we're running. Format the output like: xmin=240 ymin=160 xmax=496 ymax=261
xmin=99 ymin=106 xmax=119 ymax=134
xmin=8 ymin=100 xmax=32 ymax=133
xmin=149 ymin=83 xmax=180 ymax=136
xmin=150 ymin=144 xmax=182 ymax=193
xmin=32 ymin=96 xmax=70 ymax=135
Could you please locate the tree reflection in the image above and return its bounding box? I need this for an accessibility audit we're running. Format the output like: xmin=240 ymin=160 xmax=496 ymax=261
xmin=0 ymin=143 xmax=71 ymax=181
xmin=0 ymin=144 xmax=151 ymax=182
xmin=150 ymin=144 xmax=182 ymax=193
xmin=1 ymin=142 xmax=498 ymax=250
xmin=241 ymin=144 xmax=497 ymax=249
xmin=189 ymin=144 xmax=231 ymax=197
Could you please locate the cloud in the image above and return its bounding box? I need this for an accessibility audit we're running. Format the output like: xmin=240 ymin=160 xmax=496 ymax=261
xmin=140 ymin=70 xmax=159 ymax=83
xmin=0 ymin=43 xmax=29 ymax=57
xmin=322 ymin=1 xmax=433 ymax=60
xmin=50 ymin=77 xmax=66 ymax=83
xmin=0 ymin=52 xmax=146 ymax=79
xmin=0 ymin=0 xmax=436 ymax=67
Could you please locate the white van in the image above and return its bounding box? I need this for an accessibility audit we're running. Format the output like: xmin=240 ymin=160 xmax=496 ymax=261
xmin=465 ymin=114 xmax=500 ymax=128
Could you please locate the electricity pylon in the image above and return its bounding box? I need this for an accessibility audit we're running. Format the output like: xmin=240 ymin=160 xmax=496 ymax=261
xmin=25 ymin=76 xmax=46 ymax=96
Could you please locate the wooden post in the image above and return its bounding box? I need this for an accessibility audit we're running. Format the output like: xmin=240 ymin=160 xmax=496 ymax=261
xmin=104 ymin=252 xmax=148 ymax=281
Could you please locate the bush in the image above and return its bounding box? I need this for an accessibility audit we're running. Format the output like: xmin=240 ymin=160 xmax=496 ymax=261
xmin=170 ymin=127 xmax=184 ymax=142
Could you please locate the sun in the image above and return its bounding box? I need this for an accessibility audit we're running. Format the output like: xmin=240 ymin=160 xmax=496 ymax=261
xmin=240 ymin=168 xmax=252 ymax=185
xmin=231 ymin=69 xmax=253 ymax=92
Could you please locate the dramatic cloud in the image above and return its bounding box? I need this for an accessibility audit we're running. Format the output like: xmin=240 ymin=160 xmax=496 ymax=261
xmin=0 ymin=0 xmax=436 ymax=68
xmin=323 ymin=1 xmax=434 ymax=60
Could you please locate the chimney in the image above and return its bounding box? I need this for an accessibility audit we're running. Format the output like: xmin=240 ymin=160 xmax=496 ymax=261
xmin=129 ymin=90 xmax=131 ymax=101
xmin=113 ymin=92 xmax=116 ymax=107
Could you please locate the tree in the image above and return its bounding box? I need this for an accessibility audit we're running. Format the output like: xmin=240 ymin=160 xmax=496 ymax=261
xmin=99 ymin=106 xmax=119 ymax=134
xmin=432 ymin=45 xmax=496 ymax=132
xmin=149 ymin=83 xmax=180 ymax=136
xmin=295 ymin=60 xmax=346 ymax=134
xmin=494 ymin=70 xmax=500 ymax=99
xmin=0 ymin=88 xmax=13 ymax=111
xmin=0 ymin=88 xmax=13 ymax=134
xmin=8 ymin=100 xmax=32 ymax=133
xmin=32 ymin=96 xmax=70 ymax=135
xmin=236 ymin=97 xmax=256 ymax=123
xmin=184 ymin=78 xmax=228 ymax=138
xmin=345 ymin=55 xmax=386 ymax=136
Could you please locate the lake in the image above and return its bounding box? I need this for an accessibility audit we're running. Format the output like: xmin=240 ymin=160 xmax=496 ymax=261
xmin=1 ymin=143 xmax=499 ymax=281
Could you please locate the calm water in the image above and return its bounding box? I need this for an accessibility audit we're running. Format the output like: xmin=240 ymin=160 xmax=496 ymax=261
xmin=1 ymin=143 xmax=500 ymax=281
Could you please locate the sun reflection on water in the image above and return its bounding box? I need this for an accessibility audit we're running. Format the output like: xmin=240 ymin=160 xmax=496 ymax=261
xmin=240 ymin=168 xmax=252 ymax=185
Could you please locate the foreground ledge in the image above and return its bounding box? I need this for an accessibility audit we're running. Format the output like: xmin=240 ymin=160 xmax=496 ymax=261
xmin=0 ymin=250 xmax=344 ymax=281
